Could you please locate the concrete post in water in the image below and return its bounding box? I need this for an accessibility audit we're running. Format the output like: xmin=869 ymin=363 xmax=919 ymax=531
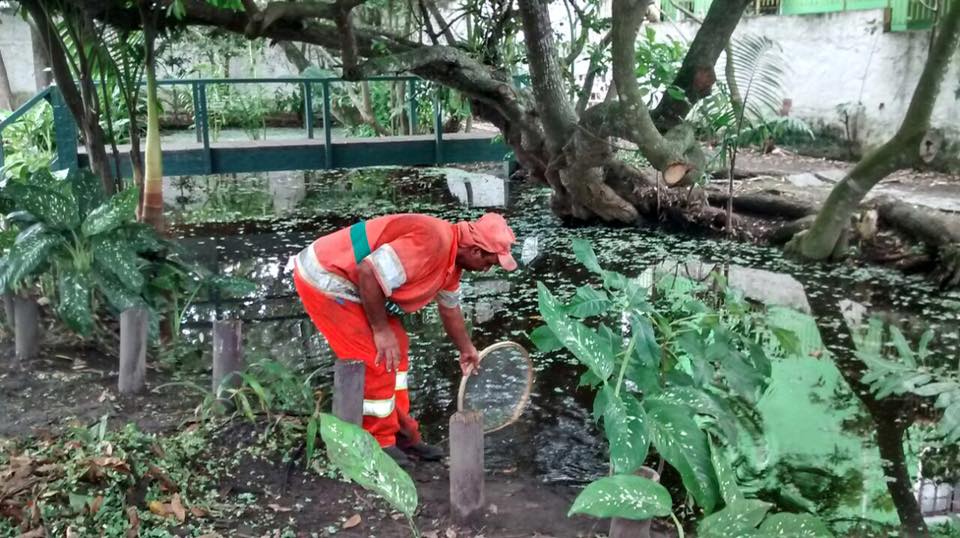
xmin=333 ymin=360 xmax=365 ymax=426
xmin=609 ymin=467 xmax=660 ymax=538
xmin=118 ymin=307 xmax=148 ymax=394
xmin=212 ymin=319 xmax=244 ymax=397
xmin=449 ymin=410 xmax=484 ymax=526
xmin=13 ymin=295 xmax=39 ymax=365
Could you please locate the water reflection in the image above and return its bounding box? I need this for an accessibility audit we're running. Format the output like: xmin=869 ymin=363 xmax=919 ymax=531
xmin=167 ymin=167 xmax=960 ymax=520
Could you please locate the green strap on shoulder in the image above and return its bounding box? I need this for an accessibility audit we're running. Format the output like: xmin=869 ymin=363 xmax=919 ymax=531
xmin=349 ymin=221 xmax=371 ymax=264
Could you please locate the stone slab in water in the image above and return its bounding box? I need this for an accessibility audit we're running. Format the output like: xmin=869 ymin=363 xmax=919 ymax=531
xmin=656 ymin=259 xmax=812 ymax=314
xmin=786 ymin=172 xmax=826 ymax=188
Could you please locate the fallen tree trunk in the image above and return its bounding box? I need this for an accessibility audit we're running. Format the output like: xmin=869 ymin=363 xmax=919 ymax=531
xmin=706 ymin=190 xmax=817 ymax=220
xmin=874 ymin=196 xmax=960 ymax=287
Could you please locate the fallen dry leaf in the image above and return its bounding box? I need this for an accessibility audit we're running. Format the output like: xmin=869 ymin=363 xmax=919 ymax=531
xmin=146 ymin=465 xmax=179 ymax=493
xmin=147 ymin=500 xmax=169 ymax=518
xmin=196 ymin=534 xmax=222 ymax=538
xmin=422 ymin=532 xmax=439 ymax=538
xmin=125 ymin=507 xmax=140 ymax=538
xmin=17 ymin=527 xmax=46 ymax=538
xmin=342 ymin=514 xmax=361 ymax=529
xmin=89 ymin=495 xmax=104 ymax=515
xmin=170 ymin=494 xmax=186 ymax=523
xmin=66 ymin=526 xmax=78 ymax=538
xmin=267 ymin=503 xmax=292 ymax=513
xmin=445 ymin=527 xmax=457 ymax=538
xmin=488 ymin=504 xmax=498 ymax=514
xmin=189 ymin=506 xmax=208 ymax=518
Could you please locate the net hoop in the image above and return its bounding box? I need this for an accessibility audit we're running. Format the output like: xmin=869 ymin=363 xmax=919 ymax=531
xmin=456 ymin=340 xmax=533 ymax=434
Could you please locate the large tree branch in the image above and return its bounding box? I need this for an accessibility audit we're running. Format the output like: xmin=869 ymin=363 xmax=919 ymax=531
xmin=788 ymin=0 xmax=960 ymax=262
xmin=517 ymin=0 xmax=578 ymax=151
xmin=651 ymin=0 xmax=750 ymax=130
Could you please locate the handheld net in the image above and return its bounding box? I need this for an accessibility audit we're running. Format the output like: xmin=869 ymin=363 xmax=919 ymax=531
xmin=457 ymin=341 xmax=533 ymax=434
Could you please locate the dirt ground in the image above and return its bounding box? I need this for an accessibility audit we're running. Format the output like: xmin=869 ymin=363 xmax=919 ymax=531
xmin=0 ymin=337 xmax=676 ymax=538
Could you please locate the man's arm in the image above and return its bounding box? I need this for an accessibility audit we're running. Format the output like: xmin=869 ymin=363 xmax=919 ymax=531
xmin=357 ymin=262 xmax=401 ymax=371
xmin=438 ymin=304 xmax=480 ymax=375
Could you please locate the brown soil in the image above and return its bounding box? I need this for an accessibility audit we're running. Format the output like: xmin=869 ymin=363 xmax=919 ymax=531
xmin=0 ymin=338 xmax=671 ymax=538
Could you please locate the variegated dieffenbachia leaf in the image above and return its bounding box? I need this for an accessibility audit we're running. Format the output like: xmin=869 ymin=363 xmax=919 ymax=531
xmin=646 ymin=398 xmax=721 ymax=512
xmin=571 ymin=238 xmax=602 ymax=274
xmin=93 ymin=272 xmax=145 ymax=313
xmin=698 ymin=499 xmax=772 ymax=537
xmin=58 ymin=269 xmax=93 ymax=335
xmin=5 ymin=183 xmax=80 ymax=230
xmin=81 ymin=187 xmax=138 ymax=237
xmin=568 ymin=474 xmax=671 ymax=520
xmin=567 ymin=285 xmax=612 ymax=318
xmin=319 ymin=413 xmax=418 ymax=517
xmin=2 ymin=229 xmax=62 ymax=287
xmin=54 ymin=168 xmax=105 ymax=218
xmin=537 ymin=282 xmax=614 ymax=380
xmin=93 ymin=237 xmax=144 ymax=292
xmin=596 ymin=387 xmax=649 ymax=474
xmin=758 ymin=513 xmax=833 ymax=537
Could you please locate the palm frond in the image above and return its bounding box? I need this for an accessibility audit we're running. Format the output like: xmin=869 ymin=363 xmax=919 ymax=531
xmin=729 ymin=33 xmax=789 ymax=123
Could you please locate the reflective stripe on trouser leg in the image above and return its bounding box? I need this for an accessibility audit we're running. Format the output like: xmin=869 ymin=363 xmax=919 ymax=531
xmin=363 ymin=396 xmax=396 ymax=418
xmin=395 ymin=369 xmax=421 ymax=446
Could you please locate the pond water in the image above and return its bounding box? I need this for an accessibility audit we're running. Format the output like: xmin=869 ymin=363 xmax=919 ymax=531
xmin=165 ymin=166 xmax=960 ymax=526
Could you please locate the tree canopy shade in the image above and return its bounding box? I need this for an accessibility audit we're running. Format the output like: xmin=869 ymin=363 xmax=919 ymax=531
xmin=45 ymin=0 xmax=752 ymax=225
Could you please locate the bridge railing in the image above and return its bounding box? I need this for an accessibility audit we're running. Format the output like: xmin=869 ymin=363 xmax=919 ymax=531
xmin=2 ymin=75 xmax=500 ymax=174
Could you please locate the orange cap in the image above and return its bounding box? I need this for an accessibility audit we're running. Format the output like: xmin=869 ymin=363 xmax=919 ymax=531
xmin=457 ymin=213 xmax=518 ymax=271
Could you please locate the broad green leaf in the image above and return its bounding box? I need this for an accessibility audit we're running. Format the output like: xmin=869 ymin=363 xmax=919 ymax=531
xmin=571 ymin=238 xmax=602 ymax=274
xmin=631 ymin=317 xmax=660 ymax=368
xmin=57 ymin=269 xmax=93 ymax=335
xmin=93 ymin=272 xmax=144 ymax=313
xmin=208 ymin=274 xmax=257 ymax=298
xmin=320 ymin=413 xmax=418 ymax=517
xmin=55 ymin=168 xmax=106 ymax=218
xmin=3 ymin=230 xmax=62 ymax=287
xmin=718 ymin=349 xmax=766 ymax=404
xmin=93 ymin=237 xmax=144 ymax=292
xmin=602 ymin=388 xmax=650 ymax=474
xmin=709 ymin=436 xmax=743 ymax=505
xmin=758 ymin=513 xmax=833 ymax=537
xmin=646 ymin=399 xmax=720 ymax=512
xmin=770 ymin=326 xmax=801 ymax=357
xmin=529 ymin=325 xmax=562 ymax=353
xmin=81 ymin=187 xmax=138 ymax=237
xmin=888 ymin=325 xmax=916 ymax=368
xmin=602 ymin=270 xmax=629 ymax=290
xmin=125 ymin=222 xmax=167 ymax=254
xmin=698 ymin=499 xmax=772 ymax=537
xmin=6 ymin=183 xmax=79 ymax=229
xmin=568 ymin=286 xmax=612 ymax=318
xmin=912 ymin=381 xmax=959 ymax=397
xmin=537 ymin=282 xmax=614 ymax=380
xmin=568 ymin=474 xmax=671 ymax=520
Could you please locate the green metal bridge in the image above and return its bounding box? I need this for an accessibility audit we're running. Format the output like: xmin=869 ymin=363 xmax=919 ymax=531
xmin=0 ymin=76 xmax=512 ymax=177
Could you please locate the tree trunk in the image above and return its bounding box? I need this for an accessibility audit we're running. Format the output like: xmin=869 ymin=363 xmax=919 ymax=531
xmin=140 ymin=2 xmax=164 ymax=232
xmin=874 ymin=196 xmax=960 ymax=286
xmin=0 ymin=50 xmax=14 ymax=111
xmin=22 ymin=0 xmax=116 ymax=194
xmin=787 ymin=0 xmax=960 ymax=260
xmin=29 ymin=21 xmax=53 ymax=91
xmin=875 ymin=410 xmax=929 ymax=537
xmin=652 ymin=0 xmax=751 ymax=130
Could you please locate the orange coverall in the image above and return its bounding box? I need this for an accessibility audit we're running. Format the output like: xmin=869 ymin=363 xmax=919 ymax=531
xmin=292 ymin=214 xmax=462 ymax=447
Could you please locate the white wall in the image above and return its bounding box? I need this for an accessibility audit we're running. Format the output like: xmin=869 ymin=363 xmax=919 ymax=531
xmin=0 ymin=13 xmax=41 ymax=106
xmin=651 ymin=10 xmax=960 ymax=150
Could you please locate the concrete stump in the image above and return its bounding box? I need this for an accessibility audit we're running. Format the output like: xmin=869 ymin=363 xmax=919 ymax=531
xmin=333 ymin=360 xmax=365 ymax=426
xmin=14 ymin=295 xmax=39 ymax=365
xmin=212 ymin=319 xmax=244 ymax=397
xmin=118 ymin=307 xmax=148 ymax=394
xmin=3 ymin=292 xmax=15 ymax=331
xmin=609 ymin=467 xmax=660 ymax=538
xmin=450 ymin=410 xmax=484 ymax=526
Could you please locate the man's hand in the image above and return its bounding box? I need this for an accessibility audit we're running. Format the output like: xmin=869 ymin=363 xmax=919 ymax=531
xmin=459 ymin=344 xmax=480 ymax=376
xmin=374 ymin=328 xmax=401 ymax=372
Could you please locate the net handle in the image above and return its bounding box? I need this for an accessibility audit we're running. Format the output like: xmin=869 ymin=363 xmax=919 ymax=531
xmin=456 ymin=341 xmax=534 ymax=434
